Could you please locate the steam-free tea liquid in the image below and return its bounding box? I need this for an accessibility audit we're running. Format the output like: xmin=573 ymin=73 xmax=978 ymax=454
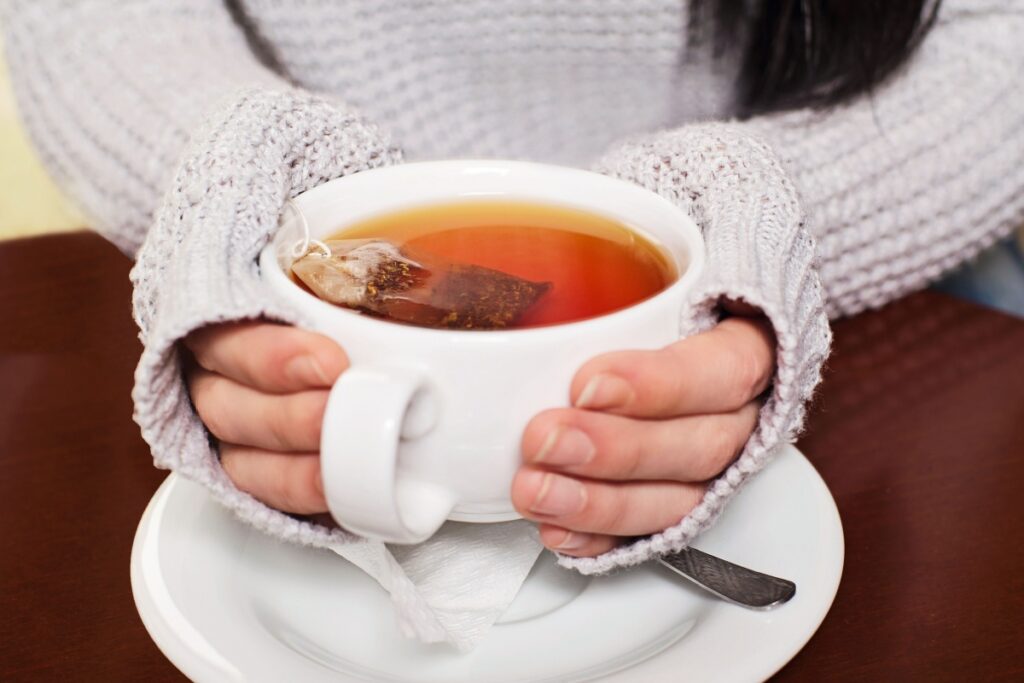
xmin=323 ymin=200 xmax=678 ymax=328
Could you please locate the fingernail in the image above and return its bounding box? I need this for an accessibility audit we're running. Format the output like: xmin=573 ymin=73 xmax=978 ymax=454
xmin=575 ymin=373 xmax=633 ymax=410
xmin=529 ymin=473 xmax=586 ymax=517
xmin=551 ymin=529 xmax=591 ymax=551
xmin=286 ymin=355 xmax=331 ymax=386
xmin=534 ymin=427 xmax=595 ymax=466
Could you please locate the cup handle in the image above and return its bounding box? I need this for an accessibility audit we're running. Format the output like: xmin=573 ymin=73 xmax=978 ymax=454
xmin=320 ymin=365 xmax=453 ymax=544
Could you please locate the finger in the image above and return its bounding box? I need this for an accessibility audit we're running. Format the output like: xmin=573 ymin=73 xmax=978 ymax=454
xmin=512 ymin=468 xmax=706 ymax=536
xmin=537 ymin=524 xmax=620 ymax=557
xmin=570 ymin=316 xmax=775 ymax=418
xmin=184 ymin=321 xmax=348 ymax=393
xmin=189 ymin=369 xmax=327 ymax=451
xmin=523 ymin=402 xmax=760 ymax=482
xmin=220 ymin=444 xmax=326 ymax=514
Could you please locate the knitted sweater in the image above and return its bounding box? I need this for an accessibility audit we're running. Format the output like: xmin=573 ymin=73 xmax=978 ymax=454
xmin=2 ymin=1 xmax=1022 ymax=579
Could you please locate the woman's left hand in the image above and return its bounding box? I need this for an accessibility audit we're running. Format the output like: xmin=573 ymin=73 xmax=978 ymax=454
xmin=511 ymin=310 xmax=776 ymax=557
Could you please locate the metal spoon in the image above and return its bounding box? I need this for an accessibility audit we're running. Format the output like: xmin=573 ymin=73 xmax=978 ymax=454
xmin=658 ymin=547 xmax=796 ymax=610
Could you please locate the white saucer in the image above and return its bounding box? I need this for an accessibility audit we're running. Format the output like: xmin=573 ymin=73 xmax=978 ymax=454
xmin=131 ymin=444 xmax=843 ymax=682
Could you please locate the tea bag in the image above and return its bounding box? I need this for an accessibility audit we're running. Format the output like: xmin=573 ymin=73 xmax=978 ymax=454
xmin=291 ymin=239 xmax=551 ymax=329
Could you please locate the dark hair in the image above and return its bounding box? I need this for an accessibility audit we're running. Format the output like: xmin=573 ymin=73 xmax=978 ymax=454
xmin=697 ymin=0 xmax=941 ymax=116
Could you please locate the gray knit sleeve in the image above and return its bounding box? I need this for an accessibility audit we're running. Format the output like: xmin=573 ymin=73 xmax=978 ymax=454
xmin=560 ymin=124 xmax=832 ymax=574
xmin=563 ymin=0 xmax=1024 ymax=574
xmin=131 ymin=88 xmax=398 ymax=547
xmin=2 ymin=1 xmax=400 ymax=546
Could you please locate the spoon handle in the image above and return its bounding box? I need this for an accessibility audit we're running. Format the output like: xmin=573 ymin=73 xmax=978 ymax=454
xmin=658 ymin=547 xmax=796 ymax=610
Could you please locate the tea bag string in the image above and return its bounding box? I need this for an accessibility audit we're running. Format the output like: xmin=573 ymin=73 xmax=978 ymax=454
xmin=286 ymin=199 xmax=331 ymax=259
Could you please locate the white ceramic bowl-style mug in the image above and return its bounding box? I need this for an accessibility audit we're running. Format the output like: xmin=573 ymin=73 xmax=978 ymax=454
xmin=260 ymin=160 xmax=705 ymax=544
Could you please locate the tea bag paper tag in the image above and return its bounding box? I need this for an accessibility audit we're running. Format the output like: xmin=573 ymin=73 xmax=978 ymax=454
xmin=329 ymin=521 xmax=543 ymax=651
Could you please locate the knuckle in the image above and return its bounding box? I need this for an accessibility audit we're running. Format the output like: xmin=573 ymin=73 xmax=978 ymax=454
xmin=266 ymin=401 xmax=295 ymax=451
xmin=619 ymin=435 xmax=646 ymax=480
xmin=220 ymin=449 xmax=266 ymax=506
xmin=741 ymin=401 xmax=763 ymax=433
xmin=698 ymin=420 xmax=741 ymax=479
xmin=272 ymin=392 xmax=325 ymax=451
xmin=655 ymin=348 xmax=691 ymax=409
xmin=219 ymin=449 xmax=243 ymax=485
xmin=278 ymin=467 xmax=318 ymax=513
xmin=290 ymin=462 xmax=325 ymax=509
xmin=275 ymin=404 xmax=299 ymax=451
xmin=192 ymin=378 xmax=231 ymax=442
xmin=710 ymin=421 xmax=737 ymax=461
xmin=675 ymin=486 xmax=704 ymax=520
xmin=201 ymin=408 xmax=230 ymax=443
xmin=264 ymin=329 xmax=297 ymax=363
xmin=186 ymin=323 xmax=235 ymax=371
xmin=728 ymin=345 xmax=769 ymax=405
xmin=264 ymin=336 xmax=303 ymax=384
xmin=298 ymin=392 xmax=328 ymax=447
xmin=728 ymin=426 xmax=749 ymax=464
xmin=269 ymin=474 xmax=298 ymax=511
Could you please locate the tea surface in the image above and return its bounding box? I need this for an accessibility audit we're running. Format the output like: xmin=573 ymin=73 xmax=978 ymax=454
xmin=324 ymin=201 xmax=677 ymax=328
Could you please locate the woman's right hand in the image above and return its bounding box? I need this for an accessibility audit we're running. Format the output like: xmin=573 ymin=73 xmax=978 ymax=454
xmin=183 ymin=321 xmax=348 ymax=514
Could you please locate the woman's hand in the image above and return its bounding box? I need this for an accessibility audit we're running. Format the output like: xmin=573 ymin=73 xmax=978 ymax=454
xmin=183 ymin=321 xmax=347 ymax=514
xmin=511 ymin=310 xmax=776 ymax=558
xmin=185 ymin=311 xmax=774 ymax=555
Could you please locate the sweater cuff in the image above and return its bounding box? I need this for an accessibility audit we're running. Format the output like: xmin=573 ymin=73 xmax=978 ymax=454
xmin=129 ymin=86 xmax=401 ymax=547
xmin=561 ymin=123 xmax=832 ymax=574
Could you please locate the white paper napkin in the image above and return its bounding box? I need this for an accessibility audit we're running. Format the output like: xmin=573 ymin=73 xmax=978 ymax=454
xmin=329 ymin=520 xmax=543 ymax=651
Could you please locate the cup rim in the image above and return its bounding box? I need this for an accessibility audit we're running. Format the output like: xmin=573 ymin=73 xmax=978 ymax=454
xmin=260 ymin=159 xmax=705 ymax=340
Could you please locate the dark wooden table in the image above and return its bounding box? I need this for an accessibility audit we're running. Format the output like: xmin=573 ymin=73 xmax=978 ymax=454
xmin=1 ymin=232 xmax=1022 ymax=682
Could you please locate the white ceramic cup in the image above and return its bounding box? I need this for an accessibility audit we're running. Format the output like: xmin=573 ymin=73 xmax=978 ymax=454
xmin=260 ymin=160 xmax=705 ymax=544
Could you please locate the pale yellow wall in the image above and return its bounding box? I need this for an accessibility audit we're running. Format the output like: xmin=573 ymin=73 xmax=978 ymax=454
xmin=0 ymin=34 xmax=84 ymax=240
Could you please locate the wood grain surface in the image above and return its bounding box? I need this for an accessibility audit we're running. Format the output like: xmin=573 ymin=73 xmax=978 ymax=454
xmin=1 ymin=232 xmax=1021 ymax=682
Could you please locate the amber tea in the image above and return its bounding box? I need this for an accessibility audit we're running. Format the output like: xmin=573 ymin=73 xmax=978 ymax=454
xmin=291 ymin=201 xmax=678 ymax=329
